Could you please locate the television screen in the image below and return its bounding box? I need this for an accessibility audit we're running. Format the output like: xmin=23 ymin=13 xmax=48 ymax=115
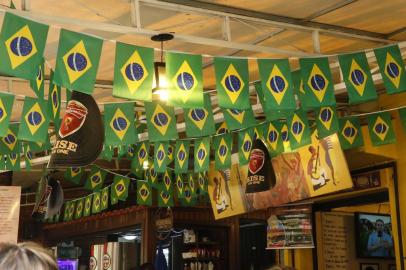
xmin=355 ymin=212 xmax=395 ymax=259
xmin=57 ymin=259 xmax=78 ymax=270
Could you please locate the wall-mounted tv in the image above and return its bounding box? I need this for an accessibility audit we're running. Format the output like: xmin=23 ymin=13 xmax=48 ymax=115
xmin=355 ymin=212 xmax=395 ymax=259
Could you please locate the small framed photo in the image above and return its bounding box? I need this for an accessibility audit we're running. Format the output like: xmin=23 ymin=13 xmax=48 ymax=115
xmin=388 ymin=264 xmax=396 ymax=270
xmin=360 ymin=263 xmax=379 ymax=270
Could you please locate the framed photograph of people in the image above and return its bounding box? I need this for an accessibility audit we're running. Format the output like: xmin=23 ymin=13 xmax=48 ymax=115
xmin=360 ymin=263 xmax=379 ymax=270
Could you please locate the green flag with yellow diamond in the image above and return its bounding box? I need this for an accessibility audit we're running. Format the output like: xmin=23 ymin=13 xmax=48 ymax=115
xmin=398 ymin=108 xmax=406 ymax=134
xmin=74 ymin=198 xmax=84 ymax=219
xmin=315 ymin=106 xmax=339 ymax=139
xmin=18 ymin=97 xmax=49 ymax=142
xmin=24 ymin=143 xmax=33 ymax=171
xmin=194 ymin=137 xmax=210 ymax=172
xmin=92 ymin=191 xmax=101 ymax=214
xmin=167 ymin=144 xmax=174 ymax=164
xmin=367 ymin=112 xmax=396 ymax=146
xmin=53 ymin=29 xmax=103 ymax=94
xmin=5 ymin=152 xmax=20 ymax=171
xmin=166 ymin=51 xmax=204 ymax=108
xmin=113 ymin=42 xmax=153 ymax=101
xmin=338 ymin=116 xmax=364 ymax=150
xmin=64 ymin=167 xmax=83 ymax=185
xmin=158 ymin=189 xmax=174 ymax=207
xmin=213 ymin=133 xmax=232 ymax=170
xmin=188 ymin=173 xmax=197 ymax=196
xmin=153 ymin=141 xmax=168 ymax=173
xmin=287 ymin=109 xmax=311 ymax=150
xmin=47 ymin=71 xmax=61 ymax=122
xmin=0 ymin=12 xmax=49 ymax=80
xmin=197 ymin=172 xmax=208 ymax=194
xmin=175 ymin=140 xmax=189 ymax=173
xmin=374 ymin=45 xmax=406 ymax=94
xmin=84 ymin=165 xmax=107 ymax=191
xmin=111 ymin=175 xmax=130 ymax=201
xmin=299 ymin=57 xmax=336 ymax=110
xmin=0 ymin=123 xmax=21 ymax=154
xmin=338 ymin=52 xmax=378 ymax=104
xmin=0 ymin=92 xmax=15 ymax=137
xmin=181 ymin=184 xmax=196 ymax=206
xmin=175 ymin=174 xmax=185 ymax=198
xmin=30 ymin=59 xmax=45 ymax=99
xmin=222 ymin=107 xmax=257 ymax=130
xmin=144 ymin=101 xmax=178 ymax=142
xmin=257 ymin=58 xmax=296 ymax=118
xmin=132 ymin=141 xmax=149 ymax=170
xmin=183 ymin=93 xmax=215 ymax=137
xmin=263 ymin=120 xmax=284 ymax=157
xmin=104 ymin=103 xmax=137 ymax=146
xmin=100 ymin=186 xmax=109 ymax=211
xmin=83 ymin=194 xmax=93 ymax=217
xmin=147 ymin=163 xmax=158 ymax=187
xmin=162 ymin=170 xmax=173 ymax=192
xmin=137 ymin=180 xmax=152 ymax=206
xmin=214 ymin=57 xmax=250 ymax=109
xmin=238 ymin=127 xmax=254 ymax=165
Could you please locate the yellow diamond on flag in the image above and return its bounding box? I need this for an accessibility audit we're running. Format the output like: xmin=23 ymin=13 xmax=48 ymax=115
xmin=189 ymin=174 xmax=195 ymax=192
xmin=221 ymin=64 xmax=245 ymax=104
xmin=188 ymin=108 xmax=208 ymax=130
xmin=172 ymin=60 xmax=198 ymax=103
xmin=341 ymin=120 xmax=358 ymax=145
xmin=152 ymin=104 xmax=172 ymax=136
xmin=177 ymin=143 xmax=187 ymax=168
xmin=137 ymin=142 xmax=148 ymax=166
xmin=241 ymin=132 xmax=252 ymax=160
xmin=160 ymin=191 xmax=171 ymax=205
xmin=216 ymin=122 xmax=228 ymax=134
xmin=120 ymin=50 xmax=148 ymax=94
xmin=109 ymin=108 xmax=130 ymax=140
xmin=308 ymin=64 xmax=329 ymax=102
xmin=267 ymin=65 xmax=289 ymax=105
xmin=9 ymin=153 xmax=17 ymax=166
xmin=384 ymin=52 xmax=402 ymax=88
xmin=24 ymin=102 xmax=45 ymax=135
xmin=5 ymin=25 xmax=38 ymax=69
xmin=149 ymin=164 xmax=157 ymax=184
xmin=217 ymin=138 xmax=228 ymax=164
xmin=90 ymin=171 xmax=102 ymax=189
xmin=156 ymin=143 xmax=166 ymax=168
xmin=266 ymin=122 xmax=279 ymax=151
xmin=164 ymin=171 xmax=171 ymax=190
xmin=196 ymin=141 xmax=207 ymax=168
xmin=227 ymin=109 xmax=245 ymax=124
xmin=76 ymin=201 xmax=83 ymax=216
xmin=318 ymin=107 xmax=334 ymax=131
xmin=51 ymin=85 xmax=59 ymax=117
xmin=0 ymin=99 xmax=8 ymax=123
xmin=139 ymin=183 xmax=150 ymax=201
xmin=36 ymin=65 xmax=43 ymax=91
xmin=290 ymin=113 xmax=305 ymax=144
xmin=114 ymin=179 xmax=126 ymax=197
xmin=62 ymin=40 xmax=92 ymax=84
xmin=373 ymin=116 xmax=389 ymax=141
xmin=71 ymin=167 xmax=81 ymax=178
xmin=348 ymin=59 xmax=367 ymax=96
xmin=176 ymin=175 xmax=184 ymax=191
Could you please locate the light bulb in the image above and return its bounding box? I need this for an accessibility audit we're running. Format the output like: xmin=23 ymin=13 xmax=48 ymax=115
xmin=123 ymin=235 xmax=137 ymax=240
xmin=154 ymin=89 xmax=169 ymax=101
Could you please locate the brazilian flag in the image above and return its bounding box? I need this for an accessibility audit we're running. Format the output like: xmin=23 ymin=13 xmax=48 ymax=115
xmin=5 ymin=152 xmax=20 ymax=171
xmin=338 ymin=116 xmax=364 ymax=150
xmin=197 ymin=172 xmax=208 ymax=194
xmin=315 ymin=106 xmax=339 ymax=139
xmin=100 ymin=186 xmax=109 ymax=211
xmin=257 ymin=58 xmax=296 ymax=118
xmin=111 ymin=175 xmax=130 ymax=201
xmin=126 ymin=144 xmax=135 ymax=159
xmin=100 ymin=144 xmax=114 ymax=161
xmin=166 ymin=51 xmax=204 ymax=108
xmin=338 ymin=52 xmax=377 ymax=104
xmin=53 ymin=29 xmax=103 ymax=95
xmin=299 ymin=57 xmax=336 ymax=110
xmin=30 ymin=58 xmax=45 ymax=99
xmin=374 ymin=45 xmax=406 ymax=94
xmin=84 ymin=165 xmax=107 ymax=191
xmin=238 ymin=127 xmax=254 ymax=165
xmin=144 ymin=101 xmax=178 ymax=142
xmin=47 ymin=71 xmax=61 ymax=122
xmin=263 ymin=120 xmax=284 ymax=157
xmin=147 ymin=163 xmax=158 ymax=187
xmin=113 ymin=42 xmax=153 ymax=101
xmin=18 ymin=97 xmax=49 ymax=143
xmin=183 ymin=93 xmax=215 ymax=137
xmin=280 ymin=123 xmax=291 ymax=152
xmin=188 ymin=173 xmax=197 ymax=196
xmin=0 ymin=13 xmax=49 ymax=80
xmin=104 ymin=103 xmax=137 ymax=146
xmin=68 ymin=200 xmax=76 ymax=221
xmin=216 ymin=122 xmax=229 ymax=134
xmin=213 ymin=133 xmax=232 ymax=170
xmin=83 ymin=194 xmax=93 ymax=217
xmin=181 ymin=184 xmax=196 ymax=206
xmin=194 ymin=137 xmax=210 ymax=172
xmin=175 ymin=174 xmax=185 ymax=198
xmin=222 ymin=107 xmax=257 ymax=131
xmin=64 ymin=167 xmax=84 ymax=185
xmin=153 ymin=141 xmax=168 ymax=173
xmin=92 ymin=191 xmax=101 ymax=214
xmin=162 ymin=170 xmax=173 ymax=192
xmin=175 ymin=140 xmax=189 ymax=173
xmin=0 ymin=92 xmax=15 ymax=137
xmin=367 ymin=112 xmax=396 ymax=146
xmin=132 ymin=141 xmax=149 ymax=169
xmin=287 ymin=109 xmax=311 ymax=150
xmin=24 ymin=143 xmax=33 ymax=171
xmin=137 ymin=180 xmax=152 ymax=206
xmin=167 ymin=144 xmax=174 ymax=164
xmin=214 ymin=57 xmax=250 ymax=109
xmin=74 ymin=198 xmax=84 ymax=219
xmin=158 ymin=189 xmax=174 ymax=207
xmin=0 ymin=123 xmax=20 ymax=154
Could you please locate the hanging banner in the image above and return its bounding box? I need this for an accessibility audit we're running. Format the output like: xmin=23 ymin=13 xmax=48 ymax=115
xmin=0 ymin=186 xmax=21 ymax=243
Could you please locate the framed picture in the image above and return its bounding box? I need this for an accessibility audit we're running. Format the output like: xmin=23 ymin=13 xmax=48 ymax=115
xmin=360 ymin=263 xmax=379 ymax=270
xmin=388 ymin=264 xmax=396 ymax=270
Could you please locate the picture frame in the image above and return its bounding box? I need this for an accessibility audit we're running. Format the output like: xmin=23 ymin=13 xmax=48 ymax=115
xmin=388 ymin=264 xmax=396 ymax=270
xmin=360 ymin=263 xmax=379 ymax=270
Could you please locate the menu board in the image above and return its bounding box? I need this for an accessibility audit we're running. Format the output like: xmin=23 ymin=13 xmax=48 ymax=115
xmin=0 ymin=186 xmax=21 ymax=243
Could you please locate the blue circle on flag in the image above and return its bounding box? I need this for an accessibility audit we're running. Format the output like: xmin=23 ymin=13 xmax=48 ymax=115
xmin=311 ymin=74 xmax=326 ymax=91
xmin=268 ymin=130 xmax=278 ymax=142
xmin=269 ymin=76 xmax=286 ymax=93
xmin=67 ymin=53 xmax=88 ymax=71
xmin=281 ymin=131 xmax=289 ymax=142
xmin=375 ymin=123 xmax=387 ymax=134
xmin=157 ymin=150 xmax=165 ymax=160
xmin=177 ymin=72 xmax=194 ymax=90
xmin=197 ymin=149 xmax=206 ymax=160
xmin=178 ymin=150 xmax=186 ymax=161
xmin=230 ymin=109 xmax=242 ymax=115
xmin=386 ymin=62 xmax=400 ymax=78
xmin=350 ymin=69 xmax=365 ymax=86
xmin=344 ymin=127 xmax=356 ymax=138
xmin=154 ymin=113 xmax=168 ymax=126
xmin=10 ymin=37 xmax=32 ymax=56
xmin=125 ymin=63 xmax=144 ymax=81
xmin=139 ymin=148 xmax=146 ymax=158
xmin=191 ymin=109 xmax=206 ymax=121
xmin=92 ymin=175 xmax=100 ymax=183
xmin=225 ymin=75 xmax=241 ymax=92
xmin=219 ymin=145 xmax=227 ymax=156
xmin=320 ymin=108 xmax=332 ymax=122
xmin=292 ymin=121 xmax=303 ymax=135
xmin=113 ymin=117 xmax=127 ymax=131
xmin=243 ymin=140 xmax=251 ymax=152
xmin=28 ymin=111 xmax=42 ymax=126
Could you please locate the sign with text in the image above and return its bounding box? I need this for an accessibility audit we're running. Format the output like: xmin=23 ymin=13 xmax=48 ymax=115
xmin=0 ymin=186 xmax=21 ymax=243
